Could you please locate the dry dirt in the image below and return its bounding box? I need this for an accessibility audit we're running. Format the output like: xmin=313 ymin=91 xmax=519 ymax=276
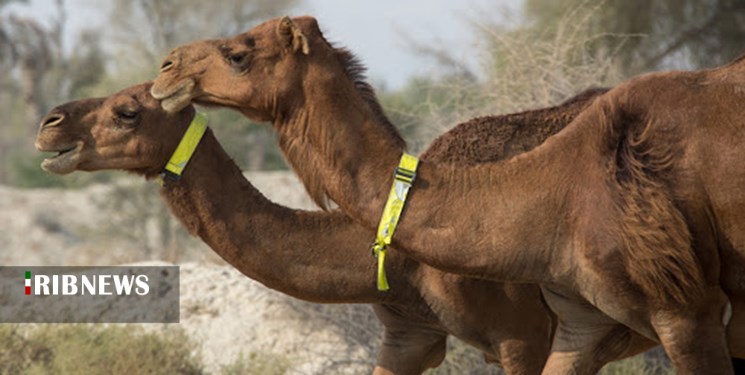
xmin=0 ymin=172 xmax=383 ymax=373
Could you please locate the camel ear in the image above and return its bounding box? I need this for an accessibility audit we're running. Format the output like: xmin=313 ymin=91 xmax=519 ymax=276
xmin=276 ymin=16 xmax=310 ymax=55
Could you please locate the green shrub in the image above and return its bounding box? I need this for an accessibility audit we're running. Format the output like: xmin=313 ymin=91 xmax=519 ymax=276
xmin=8 ymin=153 xmax=69 ymax=188
xmin=9 ymin=151 xmax=116 ymax=189
xmin=219 ymin=352 xmax=293 ymax=375
xmin=0 ymin=325 xmax=203 ymax=375
xmin=600 ymin=352 xmax=673 ymax=375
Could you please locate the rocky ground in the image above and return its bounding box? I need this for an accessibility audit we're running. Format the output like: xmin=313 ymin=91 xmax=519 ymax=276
xmin=0 ymin=172 xmax=386 ymax=373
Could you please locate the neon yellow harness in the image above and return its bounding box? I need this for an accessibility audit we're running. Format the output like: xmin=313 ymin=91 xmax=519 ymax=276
xmin=158 ymin=114 xmax=416 ymax=292
xmin=159 ymin=112 xmax=208 ymax=184
xmin=371 ymin=152 xmax=419 ymax=291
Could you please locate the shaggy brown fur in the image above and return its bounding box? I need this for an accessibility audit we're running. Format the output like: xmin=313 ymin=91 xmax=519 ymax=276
xmin=283 ymin=40 xmax=406 ymax=210
xmin=612 ymin=109 xmax=705 ymax=307
xmin=422 ymin=87 xmax=609 ymax=164
xmin=150 ymin=16 xmax=745 ymax=373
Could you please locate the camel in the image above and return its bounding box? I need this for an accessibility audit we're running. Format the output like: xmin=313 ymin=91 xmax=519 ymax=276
xmin=36 ymin=82 xmax=651 ymax=374
xmin=150 ymin=16 xmax=745 ymax=374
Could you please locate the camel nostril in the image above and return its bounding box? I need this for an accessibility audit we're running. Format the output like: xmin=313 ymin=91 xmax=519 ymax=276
xmin=40 ymin=114 xmax=64 ymax=128
xmin=160 ymin=60 xmax=174 ymax=72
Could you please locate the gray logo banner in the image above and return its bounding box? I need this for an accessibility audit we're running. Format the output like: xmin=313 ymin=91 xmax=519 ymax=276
xmin=0 ymin=266 xmax=179 ymax=323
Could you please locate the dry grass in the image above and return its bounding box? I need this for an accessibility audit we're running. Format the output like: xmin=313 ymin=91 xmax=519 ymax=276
xmin=600 ymin=350 xmax=673 ymax=375
xmin=0 ymin=325 xmax=202 ymax=375
xmin=0 ymin=324 xmax=305 ymax=375
xmin=386 ymin=1 xmax=629 ymax=152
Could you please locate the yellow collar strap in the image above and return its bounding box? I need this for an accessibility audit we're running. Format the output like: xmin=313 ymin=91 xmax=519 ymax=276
xmin=159 ymin=112 xmax=208 ymax=184
xmin=371 ymin=152 xmax=419 ymax=291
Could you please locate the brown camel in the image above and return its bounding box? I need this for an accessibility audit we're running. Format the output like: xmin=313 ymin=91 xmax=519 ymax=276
xmin=36 ymin=83 xmax=649 ymax=374
xmin=150 ymin=16 xmax=745 ymax=374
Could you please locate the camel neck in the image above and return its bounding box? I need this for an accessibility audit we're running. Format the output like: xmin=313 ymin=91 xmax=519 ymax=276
xmin=275 ymin=73 xmax=406 ymax=215
xmin=158 ymin=130 xmax=418 ymax=303
xmin=274 ymin=79 xmax=610 ymax=283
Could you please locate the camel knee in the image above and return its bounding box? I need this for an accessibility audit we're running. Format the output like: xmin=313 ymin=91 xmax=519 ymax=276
xmin=497 ymin=338 xmax=550 ymax=375
xmin=541 ymin=351 xmax=603 ymax=375
xmin=376 ymin=333 xmax=447 ymax=374
xmin=651 ymin=291 xmax=733 ymax=374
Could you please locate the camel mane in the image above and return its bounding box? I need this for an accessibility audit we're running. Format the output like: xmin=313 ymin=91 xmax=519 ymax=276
xmin=330 ymin=42 xmax=406 ymax=149
xmin=280 ymin=33 xmax=406 ymax=210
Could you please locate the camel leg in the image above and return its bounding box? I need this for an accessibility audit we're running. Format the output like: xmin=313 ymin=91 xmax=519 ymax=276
xmin=651 ymin=287 xmax=733 ymax=374
xmin=496 ymin=338 xmax=550 ymax=375
xmin=540 ymin=287 xmax=646 ymax=375
xmin=541 ymin=320 xmax=636 ymax=375
xmin=373 ymin=326 xmax=447 ymax=375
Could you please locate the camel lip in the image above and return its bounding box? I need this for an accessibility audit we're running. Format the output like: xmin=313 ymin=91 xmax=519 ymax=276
xmin=36 ymin=144 xmax=77 ymax=154
xmin=39 ymin=143 xmax=82 ymax=175
xmin=192 ymin=94 xmax=241 ymax=110
xmin=151 ymin=78 xmax=193 ymax=100
xmin=192 ymin=96 xmax=220 ymax=107
xmin=152 ymin=79 xmax=196 ymax=113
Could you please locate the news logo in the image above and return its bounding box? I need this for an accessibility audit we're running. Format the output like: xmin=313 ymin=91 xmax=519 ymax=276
xmin=1 ymin=266 xmax=179 ymax=323
xmin=24 ymin=270 xmax=149 ymax=296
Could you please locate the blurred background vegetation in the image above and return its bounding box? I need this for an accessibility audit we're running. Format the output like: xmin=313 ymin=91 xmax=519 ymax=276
xmin=1 ymin=0 xmax=744 ymax=188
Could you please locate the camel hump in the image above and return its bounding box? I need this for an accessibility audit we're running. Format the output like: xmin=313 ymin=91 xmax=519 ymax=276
xmin=614 ymin=117 xmax=706 ymax=307
xmin=422 ymin=87 xmax=608 ymax=165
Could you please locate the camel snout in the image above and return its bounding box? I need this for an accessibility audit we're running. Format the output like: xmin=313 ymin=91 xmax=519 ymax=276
xmin=40 ymin=113 xmax=65 ymax=129
xmin=160 ymin=59 xmax=175 ymax=72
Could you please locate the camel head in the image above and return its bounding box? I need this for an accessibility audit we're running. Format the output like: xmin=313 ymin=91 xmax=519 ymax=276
xmin=151 ymin=16 xmax=322 ymax=121
xmin=35 ymin=82 xmax=196 ymax=177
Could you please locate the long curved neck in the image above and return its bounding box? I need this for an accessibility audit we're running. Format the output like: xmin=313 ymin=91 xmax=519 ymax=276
xmin=275 ymin=66 xmax=406 ymax=212
xmin=273 ymin=72 xmax=611 ymax=283
xmin=159 ymin=130 xmax=418 ymax=303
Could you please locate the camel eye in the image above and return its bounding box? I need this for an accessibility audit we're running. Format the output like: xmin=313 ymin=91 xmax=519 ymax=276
xmin=115 ymin=109 xmax=139 ymax=124
xmin=227 ymin=53 xmax=247 ymax=66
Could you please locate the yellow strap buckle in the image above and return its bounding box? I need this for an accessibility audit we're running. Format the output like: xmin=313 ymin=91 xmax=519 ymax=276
xmin=158 ymin=112 xmax=208 ymax=185
xmin=371 ymin=152 xmax=419 ymax=291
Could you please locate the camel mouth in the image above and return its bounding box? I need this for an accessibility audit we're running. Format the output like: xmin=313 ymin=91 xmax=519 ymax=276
xmin=192 ymin=95 xmax=227 ymax=108
xmin=151 ymin=78 xmax=196 ymax=114
xmin=192 ymin=95 xmax=249 ymax=114
xmin=39 ymin=143 xmax=83 ymax=175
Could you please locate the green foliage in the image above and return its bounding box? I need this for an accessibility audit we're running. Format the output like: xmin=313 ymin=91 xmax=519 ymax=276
xmin=107 ymin=0 xmax=300 ymax=80
xmin=8 ymin=152 xmax=68 ymax=188
xmin=8 ymin=151 xmax=115 ymax=189
xmin=380 ymin=74 xmax=484 ymax=152
xmin=600 ymin=352 xmax=673 ymax=375
xmin=66 ymin=31 xmax=107 ymax=98
xmin=96 ymin=0 xmax=298 ymax=174
xmin=200 ymin=108 xmax=288 ymax=171
xmin=387 ymin=0 xmax=745 ymax=155
xmin=523 ymin=0 xmax=745 ymax=75
xmin=0 ymin=0 xmax=297 ymax=188
xmin=219 ymin=352 xmax=293 ymax=375
xmin=421 ymin=339 xmax=673 ymax=374
xmin=478 ymin=2 xmax=625 ymax=106
xmin=382 ymin=1 xmax=625 ymax=152
xmin=3 ymin=0 xmax=743 ymax=189
xmin=0 ymin=325 xmax=203 ymax=375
